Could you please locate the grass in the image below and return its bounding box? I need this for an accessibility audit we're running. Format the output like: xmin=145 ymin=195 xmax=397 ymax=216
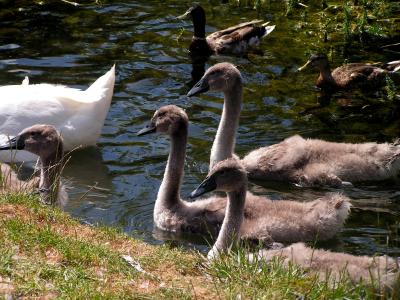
xmin=385 ymin=75 xmax=398 ymax=102
xmin=0 ymin=191 xmax=396 ymax=299
xmin=343 ymin=2 xmax=353 ymax=42
xmin=0 ymin=193 xmax=206 ymax=299
xmin=226 ymin=0 xmax=398 ymax=48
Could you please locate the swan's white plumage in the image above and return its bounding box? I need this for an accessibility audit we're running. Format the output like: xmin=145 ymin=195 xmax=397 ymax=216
xmin=0 ymin=65 xmax=115 ymax=163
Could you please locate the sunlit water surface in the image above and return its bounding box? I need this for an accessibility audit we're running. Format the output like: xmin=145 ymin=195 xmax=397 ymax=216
xmin=0 ymin=0 xmax=399 ymax=256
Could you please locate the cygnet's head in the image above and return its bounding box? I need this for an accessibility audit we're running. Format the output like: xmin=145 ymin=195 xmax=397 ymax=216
xmin=190 ymin=158 xmax=247 ymax=198
xmin=178 ymin=4 xmax=206 ymax=21
xmin=187 ymin=62 xmax=242 ymax=97
xmin=137 ymin=105 xmax=189 ymax=136
xmin=298 ymin=53 xmax=329 ymax=71
xmin=0 ymin=124 xmax=63 ymax=159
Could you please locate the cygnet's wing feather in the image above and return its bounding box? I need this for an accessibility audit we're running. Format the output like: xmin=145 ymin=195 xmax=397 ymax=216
xmin=257 ymin=243 xmax=400 ymax=288
xmin=242 ymin=135 xmax=309 ymax=177
xmin=239 ymin=193 xmax=350 ymax=242
xmin=190 ymin=195 xmax=227 ymax=225
xmin=0 ymin=163 xmax=39 ymax=192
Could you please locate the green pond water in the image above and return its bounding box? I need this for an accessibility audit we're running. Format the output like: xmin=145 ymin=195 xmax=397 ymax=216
xmin=0 ymin=0 xmax=399 ymax=256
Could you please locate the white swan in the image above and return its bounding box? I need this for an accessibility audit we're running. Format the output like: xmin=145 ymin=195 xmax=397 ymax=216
xmin=187 ymin=63 xmax=400 ymax=187
xmin=0 ymin=124 xmax=67 ymax=205
xmin=137 ymin=105 xmax=350 ymax=244
xmin=190 ymin=158 xmax=400 ymax=289
xmin=0 ymin=65 xmax=115 ymax=163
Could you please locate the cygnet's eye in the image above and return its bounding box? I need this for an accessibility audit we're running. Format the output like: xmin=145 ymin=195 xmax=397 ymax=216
xmin=158 ymin=111 xmax=167 ymax=118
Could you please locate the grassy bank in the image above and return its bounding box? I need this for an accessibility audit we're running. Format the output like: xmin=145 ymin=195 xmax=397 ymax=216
xmin=0 ymin=192 xmax=391 ymax=299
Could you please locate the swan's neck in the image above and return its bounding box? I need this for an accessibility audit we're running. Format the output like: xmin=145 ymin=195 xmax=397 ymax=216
xmin=39 ymin=144 xmax=63 ymax=205
xmin=192 ymin=11 xmax=206 ymax=38
xmin=213 ymin=187 xmax=246 ymax=253
xmin=210 ymin=85 xmax=242 ymax=171
xmin=156 ymin=124 xmax=187 ymax=211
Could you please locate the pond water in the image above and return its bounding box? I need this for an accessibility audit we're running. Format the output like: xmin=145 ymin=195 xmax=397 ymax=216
xmin=0 ymin=0 xmax=399 ymax=256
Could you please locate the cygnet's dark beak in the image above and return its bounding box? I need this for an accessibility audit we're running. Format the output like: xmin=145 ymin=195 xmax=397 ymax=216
xmin=0 ymin=136 xmax=25 ymax=150
xmin=189 ymin=175 xmax=217 ymax=199
xmin=187 ymin=77 xmax=210 ymax=97
xmin=137 ymin=123 xmax=156 ymax=136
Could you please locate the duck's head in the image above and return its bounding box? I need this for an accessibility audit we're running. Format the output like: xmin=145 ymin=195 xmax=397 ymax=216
xmin=190 ymin=158 xmax=247 ymax=198
xmin=298 ymin=53 xmax=329 ymax=71
xmin=137 ymin=105 xmax=188 ymax=136
xmin=0 ymin=124 xmax=63 ymax=160
xmin=187 ymin=62 xmax=242 ymax=97
xmin=178 ymin=4 xmax=205 ymax=21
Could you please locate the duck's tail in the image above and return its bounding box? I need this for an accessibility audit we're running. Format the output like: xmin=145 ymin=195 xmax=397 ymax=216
xmin=382 ymin=60 xmax=400 ymax=73
xmin=261 ymin=24 xmax=276 ymax=38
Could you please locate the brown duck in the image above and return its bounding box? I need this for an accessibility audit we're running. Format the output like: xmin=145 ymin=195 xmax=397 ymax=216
xmin=178 ymin=5 xmax=275 ymax=56
xmin=298 ymin=53 xmax=400 ymax=91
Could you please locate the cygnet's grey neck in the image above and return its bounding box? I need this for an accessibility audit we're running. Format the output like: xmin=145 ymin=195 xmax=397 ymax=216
xmin=39 ymin=145 xmax=63 ymax=205
xmin=210 ymin=84 xmax=242 ymax=171
xmin=156 ymin=124 xmax=188 ymax=212
xmin=212 ymin=186 xmax=246 ymax=254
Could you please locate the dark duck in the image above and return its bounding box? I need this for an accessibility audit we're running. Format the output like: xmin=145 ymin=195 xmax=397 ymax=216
xmin=178 ymin=5 xmax=275 ymax=56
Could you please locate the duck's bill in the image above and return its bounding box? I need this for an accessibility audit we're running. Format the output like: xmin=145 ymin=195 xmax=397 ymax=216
xmin=187 ymin=78 xmax=209 ymax=97
xmin=0 ymin=136 xmax=25 ymax=150
xmin=297 ymin=60 xmax=311 ymax=72
xmin=177 ymin=10 xmax=190 ymax=20
xmin=189 ymin=176 xmax=217 ymax=199
xmin=137 ymin=123 xmax=156 ymax=136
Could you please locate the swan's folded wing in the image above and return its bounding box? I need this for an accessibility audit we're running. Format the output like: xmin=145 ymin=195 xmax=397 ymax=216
xmin=1 ymin=93 xmax=72 ymax=130
xmin=0 ymin=88 xmax=81 ymax=154
xmin=0 ymin=83 xmax=105 ymax=106
xmin=0 ymin=83 xmax=104 ymax=129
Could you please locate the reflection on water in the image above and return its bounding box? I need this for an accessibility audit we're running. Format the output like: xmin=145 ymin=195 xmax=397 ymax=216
xmin=0 ymin=0 xmax=399 ymax=256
